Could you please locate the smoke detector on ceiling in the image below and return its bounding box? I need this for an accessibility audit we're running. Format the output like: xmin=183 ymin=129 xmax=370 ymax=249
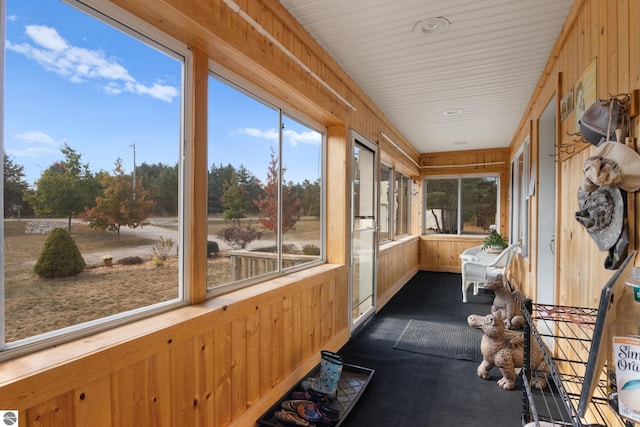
xmin=413 ymin=17 xmax=450 ymax=36
xmin=442 ymin=107 xmax=463 ymax=116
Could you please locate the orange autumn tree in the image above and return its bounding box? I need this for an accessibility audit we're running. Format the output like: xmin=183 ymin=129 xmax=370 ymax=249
xmin=253 ymin=148 xmax=299 ymax=235
xmin=80 ymin=158 xmax=155 ymax=241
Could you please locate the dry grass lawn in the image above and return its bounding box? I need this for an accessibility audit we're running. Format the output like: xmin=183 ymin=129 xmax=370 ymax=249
xmin=4 ymin=221 xmax=232 ymax=343
xmin=4 ymin=217 xmax=320 ymax=343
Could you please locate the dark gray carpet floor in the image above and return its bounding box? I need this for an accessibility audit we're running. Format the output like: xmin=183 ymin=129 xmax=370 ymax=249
xmin=337 ymin=271 xmax=526 ymax=427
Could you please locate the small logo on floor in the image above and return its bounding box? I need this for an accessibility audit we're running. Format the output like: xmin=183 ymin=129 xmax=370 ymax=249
xmin=0 ymin=411 xmax=18 ymax=426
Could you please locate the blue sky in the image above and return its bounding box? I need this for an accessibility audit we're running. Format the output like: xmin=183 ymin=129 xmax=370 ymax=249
xmin=4 ymin=0 xmax=322 ymax=186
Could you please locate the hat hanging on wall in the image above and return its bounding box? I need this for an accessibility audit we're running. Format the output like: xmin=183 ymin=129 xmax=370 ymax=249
xmin=579 ymin=97 xmax=627 ymax=146
xmin=575 ymin=185 xmax=624 ymax=252
xmin=581 ymin=140 xmax=640 ymax=193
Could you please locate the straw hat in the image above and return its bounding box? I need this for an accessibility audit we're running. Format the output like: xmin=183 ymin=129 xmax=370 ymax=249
xmin=582 ymin=141 xmax=640 ymax=193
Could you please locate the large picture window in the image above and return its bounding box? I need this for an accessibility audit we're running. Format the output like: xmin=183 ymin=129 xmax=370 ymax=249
xmin=424 ymin=176 xmax=498 ymax=235
xmin=2 ymin=0 xmax=187 ymax=355
xmin=207 ymin=73 xmax=324 ymax=294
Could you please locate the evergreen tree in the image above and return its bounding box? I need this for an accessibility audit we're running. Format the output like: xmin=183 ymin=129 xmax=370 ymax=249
xmin=208 ymin=163 xmax=235 ymax=214
xmin=3 ymin=152 xmax=32 ymax=218
xmin=137 ymin=162 xmax=178 ymax=216
xmin=221 ymin=171 xmax=251 ymax=221
xmin=34 ymin=228 xmax=85 ymax=278
xmin=26 ymin=143 xmax=99 ymax=233
xmin=300 ymin=178 xmax=321 ymax=217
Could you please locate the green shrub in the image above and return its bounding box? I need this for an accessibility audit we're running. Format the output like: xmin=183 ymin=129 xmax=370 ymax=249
xmin=119 ymin=256 xmax=144 ymax=265
xmin=152 ymin=236 xmax=175 ymax=261
xmin=207 ymin=241 xmax=220 ymax=257
xmin=34 ymin=228 xmax=86 ymax=278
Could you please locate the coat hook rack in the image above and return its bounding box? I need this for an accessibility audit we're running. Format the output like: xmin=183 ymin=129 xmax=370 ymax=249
xmin=566 ymin=131 xmax=586 ymax=143
xmin=550 ymin=142 xmax=577 ymax=162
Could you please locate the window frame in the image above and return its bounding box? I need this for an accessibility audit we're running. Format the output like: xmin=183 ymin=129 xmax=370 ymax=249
xmin=510 ymin=138 xmax=530 ymax=257
xmin=206 ymin=63 xmax=326 ymax=298
xmin=379 ymin=164 xmax=412 ymax=244
xmin=422 ymin=174 xmax=500 ymax=236
xmin=378 ymin=162 xmax=393 ymax=244
xmin=394 ymin=170 xmax=411 ymax=238
xmin=0 ymin=0 xmax=192 ymax=360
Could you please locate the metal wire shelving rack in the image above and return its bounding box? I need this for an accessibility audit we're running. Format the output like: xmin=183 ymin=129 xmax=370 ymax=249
xmin=521 ymin=301 xmax=634 ymax=427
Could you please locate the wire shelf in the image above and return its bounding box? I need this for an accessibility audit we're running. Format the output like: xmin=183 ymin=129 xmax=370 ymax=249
xmin=522 ymin=302 xmax=634 ymax=427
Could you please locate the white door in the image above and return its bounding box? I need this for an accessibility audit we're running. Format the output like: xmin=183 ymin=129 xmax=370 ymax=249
xmin=537 ymin=97 xmax=557 ymax=304
xmin=350 ymin=131 xmax=377 ymax=331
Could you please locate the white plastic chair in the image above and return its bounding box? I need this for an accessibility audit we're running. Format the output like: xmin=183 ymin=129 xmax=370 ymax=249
xmin=461 ymin=243 xmax=519 ymax=303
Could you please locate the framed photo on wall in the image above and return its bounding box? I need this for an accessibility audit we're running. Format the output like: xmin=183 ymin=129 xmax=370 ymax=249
xmin=560 ymin=89 xmax=573 ymax=121
xmin=575 ymin=58 xmax=597 ymax=133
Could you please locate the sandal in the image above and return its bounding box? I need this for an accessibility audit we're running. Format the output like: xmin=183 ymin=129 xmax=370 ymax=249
xmin=290 ymin=389 xmax=329 ymax=404
xmin=281 ymin=400 xmax=340 ymax=425
xmin=281 ymin=400 xmax=322 ymax=423
xmin=274 ymin=409 xmax=309 ymax=426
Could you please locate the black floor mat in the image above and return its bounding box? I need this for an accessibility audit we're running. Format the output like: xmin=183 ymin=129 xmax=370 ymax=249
xmin=394 ymin=319 xmax=483 ymax=362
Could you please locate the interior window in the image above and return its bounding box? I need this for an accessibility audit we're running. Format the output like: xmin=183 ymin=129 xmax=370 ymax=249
xmin=2 ymin=0 xmax=186 ymax=353
xmin=395 ymin=172 xmax=410 ymax=237
xmin=379 ymin=164 xmax=392 ymax=242
xmin=511 ymin=139 xmax=530 ymax=256
xmin=424 ymin=176 xmax=498 ymax=236
xmin=207 ymin=74 xmax=324 ymax=294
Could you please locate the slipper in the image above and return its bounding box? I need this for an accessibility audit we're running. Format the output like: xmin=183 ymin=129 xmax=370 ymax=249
xmin=318 ymin=405 xmax=340 ymax=419
xmin=274 ymin=409 xmax=309 ymax=426
xmin=290 ymin=389 xmax=329 ymax=404
xmin=281 ymin=400 xmax=322 ymax=423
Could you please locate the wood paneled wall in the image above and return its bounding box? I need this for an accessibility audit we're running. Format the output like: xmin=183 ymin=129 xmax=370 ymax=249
xmin=377 ymin=237 xmax=420 ymax=309
xmin=509 ymin=0 xmax=640 ymax=308
xmin=419 ymin=147 xmax=510 ymax=273
xmin=420 ymin=236 xmax=484 ymax=273
xmin=0 ymin=266 xmax=350 ymax=426
xmin=0 ymin=1 xmax=422 ymax=426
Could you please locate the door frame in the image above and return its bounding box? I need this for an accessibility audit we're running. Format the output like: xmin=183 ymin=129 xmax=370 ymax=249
xmin=349 ymin=130 xmax=378 ymax=332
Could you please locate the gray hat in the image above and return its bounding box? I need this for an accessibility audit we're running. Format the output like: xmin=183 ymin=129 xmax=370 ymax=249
xmin=575 ymin=185 xmax=624 ymax=252
xmin=579 ymin=97 xmax=626 ymax=146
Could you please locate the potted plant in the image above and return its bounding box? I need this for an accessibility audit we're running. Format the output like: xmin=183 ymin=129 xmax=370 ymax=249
xmin=482 ymin=231 xmax=508 ymax=254
xmin=101 ymin=254 xmax=113 ymax=267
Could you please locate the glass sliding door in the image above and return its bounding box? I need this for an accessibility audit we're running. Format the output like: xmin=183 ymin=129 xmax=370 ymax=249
xmin=350 ymin=131 xmax=377 ymax=330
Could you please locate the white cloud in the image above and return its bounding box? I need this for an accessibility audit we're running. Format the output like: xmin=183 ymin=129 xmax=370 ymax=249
xmin=6 ymin=145 xmax=59 ymax=158
xmin=239 ymin=127 xmax=279 ymax=141
xmin=103 ymin=82 xmax=123 ymax=95
xmin=236 ymin=127 xmax=321 ymax=147
xmin=126 ymin=81 xmax=179 ymax=103
xmin=25 ymin=25 xmax=68 ymax=51
xmin=6 ymin=25 xmax=178 ymax=103
xmin=14 ymin=130 xmax=61 ymax=147
xmin=8 ymin=131 xmax=62 ymax=158
xmin=283 ymin=129 xmax=321 ymax=146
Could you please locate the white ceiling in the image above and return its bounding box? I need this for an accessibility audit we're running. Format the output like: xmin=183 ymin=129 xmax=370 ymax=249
xmin=279 ymin=0 xmax=573 ymax=154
